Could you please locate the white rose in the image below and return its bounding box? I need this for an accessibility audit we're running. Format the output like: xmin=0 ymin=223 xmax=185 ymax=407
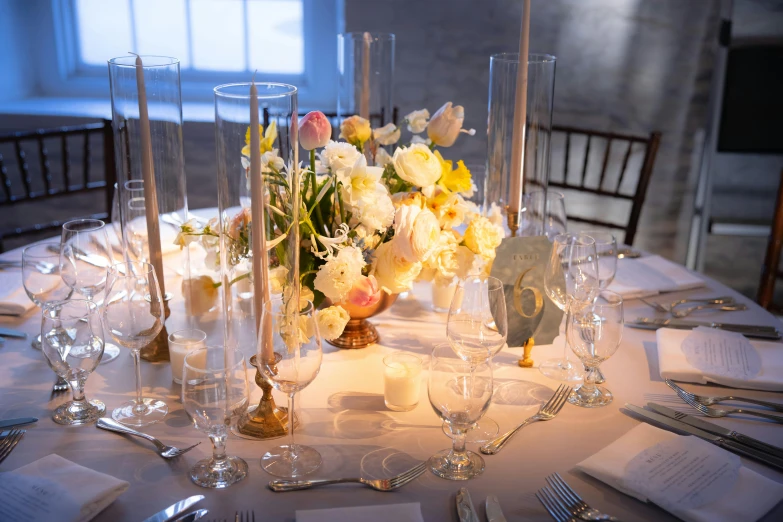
xmin=392 ymin=144 xmax=442 ymax=188
xmin=404 ymin=109 xmax=430 ymax=133
xmin=356 ymin=185 xmax=395 ymax=232
xmin=338 ymin=154 xmax=384 ymax=207
xmin=319 ymin=140 xmax=361 ymax=172
xmin=313 ymin=246 xmax=366 ymax=302
xmin=372 ymin=241 xmax=423 ymax=294
xmin=463 ymin=216 xmax=504 ymax=260
xmin=268 ymin=266 xmax=289 ymax=294
xmin=375 ymin=147 xmax=393 ymax=168
xmin=372 ymin=123 xmax=401 ymax=146
xmin=316 ymin=306 xmax=350 ymax=340
xmin=392 ymin=204 xmax=440 ymax=263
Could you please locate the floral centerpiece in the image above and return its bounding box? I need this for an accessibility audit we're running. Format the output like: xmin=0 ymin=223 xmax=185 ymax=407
xmin=177 ymin=102 xmax=505 ymax=345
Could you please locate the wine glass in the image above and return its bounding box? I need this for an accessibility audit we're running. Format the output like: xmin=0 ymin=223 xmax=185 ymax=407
xmin=540 ymin=233 xmax=599 ymax=381
xmin=182 ymin=346 xmax=250 ymax=488
xmin=566 ymin=291 xmax=623 ymax=407
xmin=59 ymin=218 xmax=121 ymax=362
xmin=259 ymin=298 xmax=323 ymax=478
xmin=523 ymin=190 xmax=567 ymax=240
xmin=40 ymin=299 xmax=105 ymax=424
xmin=428 ymin=343 xmax=493 ymax=480
xmin=445 ymin=276 xmax=507 ymax=442
xmin=22 ymin=241 xmax=73 ymax=349
xmin=102 ymin=261 xmax=167 ymax=426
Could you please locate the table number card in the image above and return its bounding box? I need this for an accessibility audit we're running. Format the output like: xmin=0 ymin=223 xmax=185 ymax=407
xmin=491 ymin=236 xmax=563 ymax=347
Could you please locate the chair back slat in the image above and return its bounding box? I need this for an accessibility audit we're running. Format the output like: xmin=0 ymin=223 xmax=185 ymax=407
xmin=615 ymin=140 xmax=634 ymax=192
xmin=61 ymin=135 xmax=71 ymax=188
xmin=757 ymin=169 xmax=783 ymax=309
xmin=15 ymin=142 xmax=32 ymax=198
xmin=598 ymin=138 xmax=612 ymax=191
xmin=580 ymin=135 xmax=591 ymax=187
xmin=37 ymin=134 xmax=52 ymax=194
xmin=82 ymin=130 xmax=91 ymax=186
xmin=0 ymin=152 xmax=11 ymax=201
xmin=563 ymin=132 xmax=571 ymax=182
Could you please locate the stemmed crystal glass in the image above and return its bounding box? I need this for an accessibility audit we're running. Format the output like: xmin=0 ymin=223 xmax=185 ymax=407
xmin=102 ymin=261 xmax=167 ymax=426
xmin=40 ymin=299 xmax=105 ymax=424
xmin=259 ymin=298 xmax=323 ymax=478
xmin=182 ymin=346 xmax=250 ymax=488
xmin=445 ymin=276 xmax=507 ymax=442
xmin=566 ymin=291 xmax=624 ymax=407
xmin=22 ymin=241 xmax=73 ymax=349
xmin=428 ymin=343 xmax=493 ymax=480
xmin=59 ymin=218 xmax=121 ymax=362
xmin=523 ymin=190 xmax=567 ymax=240
xmin=540 ymin=233 xmax=600 ymax=382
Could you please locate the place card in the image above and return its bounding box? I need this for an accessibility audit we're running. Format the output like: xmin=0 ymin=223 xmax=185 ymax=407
xmin=681 ymin=327 xmax=761 ymax=381
xmin=491 ymin=236 xmax=562 ymax=347
xmin=0 ymin=473 xmax=81 ymax=522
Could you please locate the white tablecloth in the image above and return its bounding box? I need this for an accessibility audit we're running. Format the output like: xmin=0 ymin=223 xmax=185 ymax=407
xmin=1 ymin=237 xmax=782 ymax=522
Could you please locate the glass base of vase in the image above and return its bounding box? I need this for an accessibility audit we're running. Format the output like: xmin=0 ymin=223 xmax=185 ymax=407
xmin=112 ymin=398 xmax=168 ymax=427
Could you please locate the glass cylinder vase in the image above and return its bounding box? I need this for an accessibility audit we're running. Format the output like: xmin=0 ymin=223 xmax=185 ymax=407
xmin=486 ymin=53 xmax=556 ymax=236
xmin=337 ymin=32 xmax=395 ymax=126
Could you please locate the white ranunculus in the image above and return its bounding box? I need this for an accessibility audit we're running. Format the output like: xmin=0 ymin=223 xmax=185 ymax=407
xmin=463 ymin=216 xmax=504 ymax=260
xmin=356 ymin=185 xmax=396 ymax=232
xmin=316 ymin=305 xmax=350 ymax=340
xmin=405 ymin=109 xmax=430 ymax=134
xmin=338 ymin=154 xmax=385 ymax=207
xmin=392 ymin=204 xmax=441 ymax=263
xmin=313 ymin=246 xmax=366 ymax=302
xmin=374 ymin=147 xmax=393 ymax=168
xmin=319 ymin=140 xmax=362 ymax=172
xmin=392 ymin=144 xmax=442 ymax=188
xmin=372 ymin=123 xmax=401 ymax=146
xmin=372 ymin=241 xmax=423 ymax=294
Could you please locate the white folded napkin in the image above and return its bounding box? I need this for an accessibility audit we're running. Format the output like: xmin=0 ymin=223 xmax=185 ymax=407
xmin=577 ymin=423 xmax=783 ymax=522
xmin=656 ymin=327 xmax=783 ymax=391
xmin=296 ymin=503 xmax=424 ymax=522
xmin=0 ymin=271 xmax=35 ymax=316
xmin=605 ymin=255 xmax=704 ymax=300
xmin=0 ymin=454 xmax=129 ymax=522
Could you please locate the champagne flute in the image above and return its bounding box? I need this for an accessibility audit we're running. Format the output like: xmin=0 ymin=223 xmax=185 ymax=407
xmin=259 ymin=298 xmax=323 ymax=478
xmin=540 ymin=233 xmax=599 ymax=381
xmin=445 ymin=276 xmax=507 ymax=442
xmin=428 ymin=343 xmax=493 ymax=480
xmin=59 ymin=218 xmax=121 ymax=362
xmin=182 ymin=346 xmax=249 ymax=488
xmin=566 ymin=292 xmax=623 ymax=407
xmin=102 ymin=261 xmax=167 ymax=426
xmin=40 ymin=299 xmax=105 ymax=424
xmin=22 ymin=241 xmax=73 ymax=349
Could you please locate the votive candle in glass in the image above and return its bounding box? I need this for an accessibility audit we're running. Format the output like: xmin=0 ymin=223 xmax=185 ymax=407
xmin=169 ymin=329 xmax=207 ymax=384
xmin=383 ymin=353 xmax=422 ymax=412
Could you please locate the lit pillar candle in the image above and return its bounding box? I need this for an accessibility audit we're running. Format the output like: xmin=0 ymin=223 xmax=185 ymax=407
xmin=508 ymin=0 xmax=531 ymax=220
xmin=133 ymin=53 xmax=166 ymax=298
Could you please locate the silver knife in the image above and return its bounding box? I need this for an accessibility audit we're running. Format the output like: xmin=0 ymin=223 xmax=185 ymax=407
xmin=0 ymin=327 xmax=27 ymax=339
xmin=0 ymin=417 xmax=37 ymax=429
xmin=628 ymin=318 xmax=781 ymax=340
xmin=456 ymin=487 xmax=479 ymax=522
xmin=647 ymin=403 xmax=783 ymax=459
xmin=142 ymin=495 xmax=204 ymax=522
xmin=172 ymin=509 xmax=208 ymax=522
xmin=625 ymin=403 xmax=783 ymax=472
xmin=485 ymin=495 xmax=507 ymax=522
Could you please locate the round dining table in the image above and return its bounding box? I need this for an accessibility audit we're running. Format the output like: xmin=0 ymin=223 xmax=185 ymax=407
xmin=0 ymin=233 xmax=782 ymax=522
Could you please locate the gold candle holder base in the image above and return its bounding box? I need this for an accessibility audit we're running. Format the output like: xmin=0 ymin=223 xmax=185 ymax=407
xmin=506 ymin=206 xmax=520 ymax=238
xmin=234 ymin=354 xmax=298 ymax=440
xmin=139 ymin=297 xmax=171 ymax=362
xmin=518 ymin=337 xmax=535 ymax=368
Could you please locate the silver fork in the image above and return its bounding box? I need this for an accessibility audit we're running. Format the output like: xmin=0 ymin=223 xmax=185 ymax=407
xmin=0 ymin=428 xmax=26 ymax=464
xmin=670 ymin=303 xmax=747 ymax=318
xmin=480 ymin=384 xmax=572 ymax=455
xmin=677 ymin=393 xmax=783 ymax=423
xmin=547 ymin=472 xmax=620 ymax=521
xmin=640 ymin=296 xmax=734 ymax=313
xmin=235 ymin=510 xmax=255 ymax=522
xmin=665 ymin=379 xmax=783 ymax=412
xmin=96 ymin=418 xmax=201 ymax=458
xmin=537 ymin=486 xmax=574 ymax=522
xmin=268 ymin=461 xmax=427 ymax=492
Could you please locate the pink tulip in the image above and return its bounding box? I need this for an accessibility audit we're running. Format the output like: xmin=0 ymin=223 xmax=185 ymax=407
xmin=299 ymin=111 xmax=332 ymax=150
xmin=347 ymin=275 xmax=381 ymax=307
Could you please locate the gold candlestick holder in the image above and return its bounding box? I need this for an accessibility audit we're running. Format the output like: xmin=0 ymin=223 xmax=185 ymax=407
xmin=140 ymin=296 xmax=172 ymax=362
xmin=235 ymin=354 xmax=298 ymax=440
xmin=506 ymin=206 xmax=520 ymax=238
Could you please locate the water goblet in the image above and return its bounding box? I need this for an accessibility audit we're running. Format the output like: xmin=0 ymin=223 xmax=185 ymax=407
xmin=259 ymin=298 xmax=323 ymax=478
xmin=102 ymin=261 xmax=167 ymax=426
xmin=566 ymin=291 xmax=623 ymax=407
xmin=182 ymin=346 xmax=250 ymax=488
xmin=60 ymin=218 xmax=121 ymax=362
xmin=428 ymin=343 xmax=493 ymax=480
xmin=40 ymin=299 xmax=105 ymax=424
xmin=540 ymin=233 xmax=599 ymax=382
xmin=22 ymin=241 xmax=73 ymax=350
xmin=523 ymin=190 xmax=567 ymax=240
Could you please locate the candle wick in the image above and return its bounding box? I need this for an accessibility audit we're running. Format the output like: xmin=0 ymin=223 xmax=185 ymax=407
xmin=128 ymin=51 xmax=139 ymax=57
xmin=252 ymin=69 xmax=258 ymax=83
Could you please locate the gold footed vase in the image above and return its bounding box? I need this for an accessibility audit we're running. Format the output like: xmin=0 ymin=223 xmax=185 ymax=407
xmin=327 ymin=293 xmax=398 ymax=349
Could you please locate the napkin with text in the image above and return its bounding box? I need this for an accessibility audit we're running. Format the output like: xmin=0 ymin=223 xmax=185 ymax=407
xmin=0 ymin=454 xmax=129 ymax=522
xmin=296 ymin=502 xmax=424 ymax=522
xmin=657 ymin=327 xmax=783 ymax=391
xmin=0 ymin=270 xmax=35 ymax=316
xmin=577 ymin=423 xmax=783 ymax=522
xmin=605 ymin=255 xmax=704 ymax=300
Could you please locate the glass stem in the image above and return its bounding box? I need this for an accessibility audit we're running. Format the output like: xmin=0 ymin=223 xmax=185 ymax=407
xmin=448 ymin=427 xmax=470 ymax=469
xmin=132 ymin=349 xmax=148 ymax=415
xmin=288 ymin=392 xmax=297 ymax=456
xmin=67 ymin=375 xmax=87 ymax=408
xmin=562 ymin=306 xmax=572 ymax=366
xmin=582 ymin=365 xmax=599 ymax=394
xmin=208 ymin=425 xmax=228 ymax=462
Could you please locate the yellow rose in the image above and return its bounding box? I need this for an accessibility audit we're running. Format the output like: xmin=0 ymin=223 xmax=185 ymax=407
xmin=339 ymin=115 xmax=372 ymax=146
xmin=372 ymin=241 xmax=422 ymax=294
xmin=392 ymin=143 xmax=441 ymax=188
